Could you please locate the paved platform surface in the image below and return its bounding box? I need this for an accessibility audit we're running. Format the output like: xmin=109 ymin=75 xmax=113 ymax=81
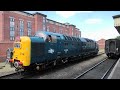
xmin=108 ymin=58 xmax=120 ymax=79
xmin=0 ymin=61 xmax=15 ymax=77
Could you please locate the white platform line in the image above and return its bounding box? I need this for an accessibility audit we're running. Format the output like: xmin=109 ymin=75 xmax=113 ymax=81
xmin=107 ymin=58 xmax=120 ymax=79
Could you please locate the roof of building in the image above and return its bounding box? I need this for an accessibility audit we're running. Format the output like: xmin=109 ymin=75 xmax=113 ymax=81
xmin=47 ymin=19 xmax=76 ymax=27
xmin=19 ymin=11 xmax=47 ymax=17
xmin=19 ymin=11 xmax=78 ymax=29
xmin=113 ymin=15 xmax=120 ymax=19
xmin=20 ymin=11 xmax=33 ymax=16
xmin=69 ymin=24 xmax=76 ymax=27
xmin=33 ymin=12 xmax=47 ymax=17
xmin=47 ymin=18 xmax=63 ymax=25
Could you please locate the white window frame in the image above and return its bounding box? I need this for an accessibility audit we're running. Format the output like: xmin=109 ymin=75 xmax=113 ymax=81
xmin=47 ymin=26 xmax=49 ymax=32
xmin=27 ymin=21 xmax=32 ymax=36
xmin=10 ymin=17 xmax=15 ymax=41
xmin=19 ymin=19 xmax=24 ymax=36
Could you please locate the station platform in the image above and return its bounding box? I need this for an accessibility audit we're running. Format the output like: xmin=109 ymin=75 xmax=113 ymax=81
xmin=0 ymin=62 xmax=15 ymax=77
xmin=108 ymin=58 xmax=120 ymax=79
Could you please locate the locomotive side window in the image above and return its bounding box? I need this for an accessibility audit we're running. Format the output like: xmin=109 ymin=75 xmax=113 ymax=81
xmin=51 ymin=35 xmax=57 ymax=43
xmin=57 ymin=36 xmax=61 ymax=40
xmin=46 ymin=35 xmax=52 ymax=42
xmin=46 ymin=35 xmax=57 ymax=43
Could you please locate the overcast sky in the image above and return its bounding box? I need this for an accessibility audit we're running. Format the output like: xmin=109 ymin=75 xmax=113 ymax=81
xmin=26 ymin=11 xmax=120 ymax=41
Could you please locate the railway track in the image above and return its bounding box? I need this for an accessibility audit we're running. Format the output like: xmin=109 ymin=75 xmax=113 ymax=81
xmin=0 ymin=52 xmax=105 ymax=79
xmin=74 ymin=58 xmax=118 ymax=79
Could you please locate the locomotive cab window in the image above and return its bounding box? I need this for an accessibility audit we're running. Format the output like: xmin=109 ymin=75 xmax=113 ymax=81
xmin=35 ymin=31 xmax=47 ymax=41
xmin=46 ymin=35 xmax=52 ymax=42
xmin=46 ymin=35 xmax=57 ymax=43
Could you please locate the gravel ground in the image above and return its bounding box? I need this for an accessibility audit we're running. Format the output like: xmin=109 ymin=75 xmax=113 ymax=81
xmin=79 ymin=59 xmax=116 ymax=79
xmin=27 ymin=54 xmax=107 ymax=79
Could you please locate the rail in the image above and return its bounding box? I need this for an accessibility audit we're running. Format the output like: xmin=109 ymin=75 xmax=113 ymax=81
xmin=74 ymin=58 xmax=117 ymax=79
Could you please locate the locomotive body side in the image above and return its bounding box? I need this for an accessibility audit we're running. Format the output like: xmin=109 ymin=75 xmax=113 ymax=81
xmin=9 ymin=31 xmax=99 ymax=71
xmin=80 ymin=38 xmax=98 ymax=57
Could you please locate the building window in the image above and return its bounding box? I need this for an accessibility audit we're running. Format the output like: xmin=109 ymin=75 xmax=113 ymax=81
xmin=55 ymin=22 xmax=57 ymax=25
xmin=47 ymin=26 xmax=49 ymax=32
xmin=27 ymin=21 xmax=32 ymax=36
xmin=19 ymin=20 xmax=24 ymax=36
xmin=62 ymin=24 xmax=65 ymax=27
xmin=60 ymin=28 xmax=63 ymax=34
xmin=56 ymin=23 xmax=59 ymax=26
xmin=59 ymin=23 xmax=62 ymax=26
xmin=43 ymin=17 xmax=46 ymax=31
xmin=43 ymin=25 xmax=46 ymax=31
xmin=46 ymin=19 xmax=48 ymax=23
xmin=49 ymin=21 xmax=54 ymax=24
xmin=67 ymin=25 xmax=69 ymax=28
xmin=72 ymin=28 xmax=73 ymax=36
xmin=66 ymin=30 xmax=68 ymax=36
xmin=53 ymin=27 xmax=56 ymax=33
xmin=10 ymin=17 xmax=15 ymax=41
xmin=43 ymin=17 xmax=46 ymax=24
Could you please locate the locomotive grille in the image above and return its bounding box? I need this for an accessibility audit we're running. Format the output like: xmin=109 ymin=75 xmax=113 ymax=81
xmin=31 ymin=43 xmax=45 ymax=56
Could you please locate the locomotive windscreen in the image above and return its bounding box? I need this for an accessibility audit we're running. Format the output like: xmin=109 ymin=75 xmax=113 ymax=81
xmin=34 ymin=31 xmax=47 ymax=41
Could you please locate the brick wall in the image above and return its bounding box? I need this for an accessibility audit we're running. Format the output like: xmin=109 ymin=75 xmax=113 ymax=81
xmin=3 ymin=11 xmax=35 ymax=41
xmin=0 ymin=12 xmax=3 ymax=41
xmin=97 ymin=39 xmax=106 ymax=49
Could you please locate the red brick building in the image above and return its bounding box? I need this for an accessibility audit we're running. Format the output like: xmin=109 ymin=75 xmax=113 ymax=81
xmin=0 ymin=11 xmax=81 ymax=58
xmin=97 ymin=39 xmax=106 ymax=49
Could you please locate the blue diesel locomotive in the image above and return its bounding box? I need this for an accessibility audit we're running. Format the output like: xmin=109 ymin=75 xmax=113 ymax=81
xmin=8 ymin=31 xmax=99 ymax=71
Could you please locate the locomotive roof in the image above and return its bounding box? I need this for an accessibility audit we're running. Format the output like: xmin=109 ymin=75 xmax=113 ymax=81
xmin=106 ymin=38 xmax=120 ymax=41
xmin=35 ymin=31 xmax=63 ymax=36
xmin=34 ymin=31 xmax=65 ymax=40
xmin=34 ymin=31 xmax=96 ymax=42
xmin=82 ymin=38 xmax=95 ymax=42
xmin=80 ymin=38 xmax=87 ymax=42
